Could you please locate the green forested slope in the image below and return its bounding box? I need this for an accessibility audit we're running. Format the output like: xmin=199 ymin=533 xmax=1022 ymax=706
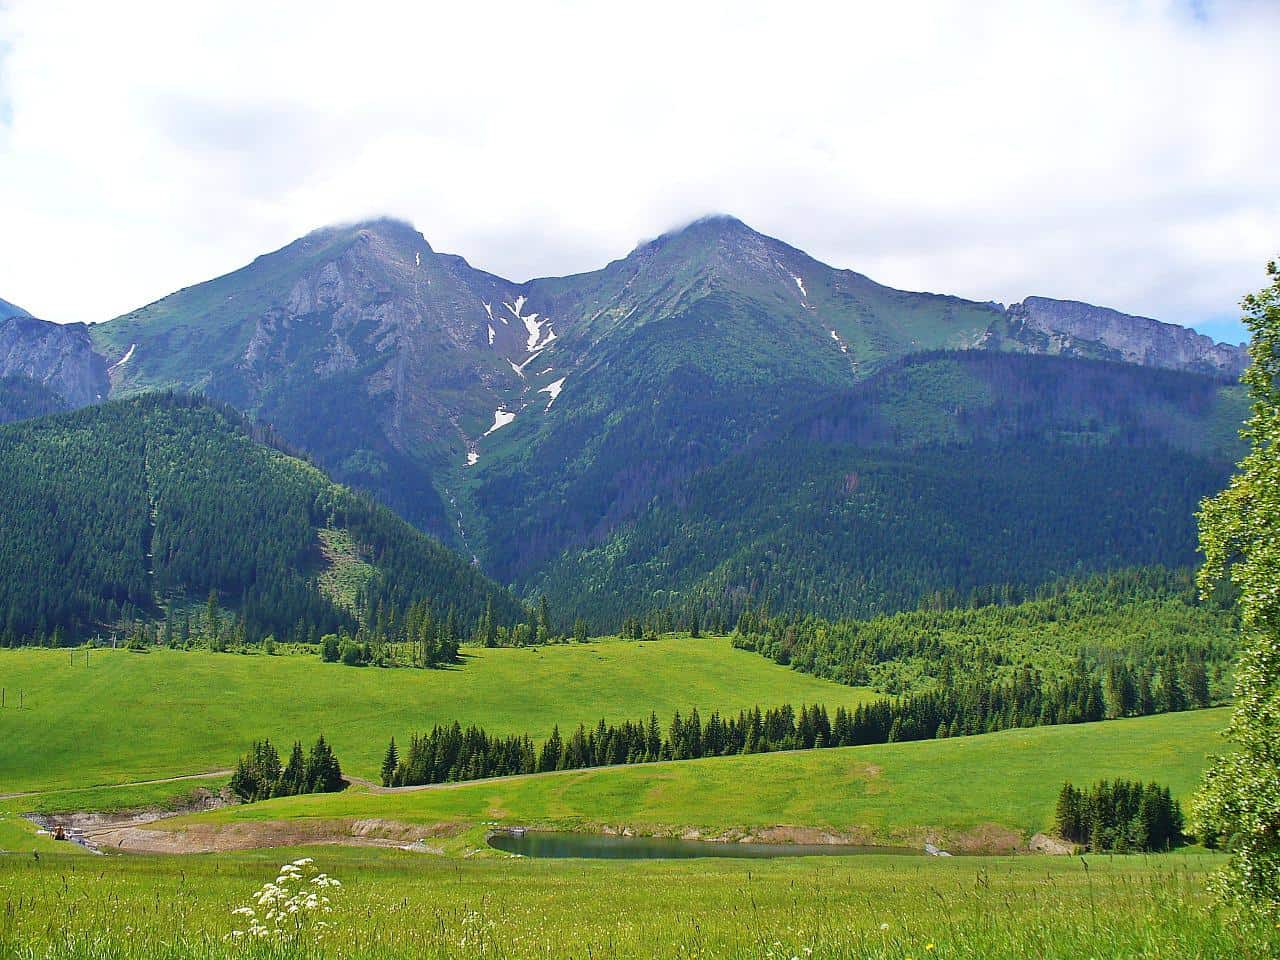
xmin=0 ymin=394 xmax=521 ymax=642
xmin=532 ymin=352 xmax=1245 ymax=626
xmin=733 ymin=566 xmax=1237 ymax=698
xmin=0 ymin=375 xmax=68 ymax=424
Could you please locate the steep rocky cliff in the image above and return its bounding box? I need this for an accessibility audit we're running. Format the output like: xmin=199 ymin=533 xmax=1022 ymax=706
xmin=0 ymin=315 xmax=109 ymax=408
xmin=1006 ymin=296 xmax=1247 ymax=377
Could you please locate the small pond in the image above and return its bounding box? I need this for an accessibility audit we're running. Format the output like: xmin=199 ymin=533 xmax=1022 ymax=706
xmin=488 ymin=830 xmax=920 ymax=859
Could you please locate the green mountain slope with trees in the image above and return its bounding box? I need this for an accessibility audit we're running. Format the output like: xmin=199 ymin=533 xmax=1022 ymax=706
xmin=0 ymin=394 xmax=522 ymax=644
xmin=532 ymin=352 xmax=1245 ymax=626
xmin=0 ymin=219 xmax=1248 ymax=632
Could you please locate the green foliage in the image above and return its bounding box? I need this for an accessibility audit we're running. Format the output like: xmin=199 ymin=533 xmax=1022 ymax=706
xmin=0 ymin=375 xmax=68 ymax=425
xmin=0 ymin=393 xmax=521 ymax=645
xmin=228 ymin=735 xmax=344 ymax=802
xmin=733 ymin=567 xmax=1236 ymax=702
xmin=190 ymin=709 xmax=1229 ymax=850
xmin=534 ymin=353 xmax=1242 ymax=627
xmin=1194 ymin=259 xmax=1280 ymax=922
xmin=388 ymin=701 xmax=857 ymax=787
xmin=1055 ymin=780 xmax=1184 ymax=852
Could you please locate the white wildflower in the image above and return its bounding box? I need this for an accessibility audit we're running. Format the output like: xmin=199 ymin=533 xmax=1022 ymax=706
xmin=226 ymin=859 xmax=342 ymax=945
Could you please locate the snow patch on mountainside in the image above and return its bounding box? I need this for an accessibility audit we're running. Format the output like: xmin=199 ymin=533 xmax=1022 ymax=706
xmin=108 ymin=343 xmax=137 ymax=375
xmin=483 ymin=409 xmax=516 ymax=436
xmin=487 ymin=325 xmax=495 ymax=346
xmin=829 ymin=330 xmax=848 ymax=353
xmin=501 ymin=295 xmax=557 ymax=351
xmin=523 ymin=315 xmax=556 ymax=351
xmin=539 ymin=376 xmax=566 ymax=410
xmin=466 ymin=450 xmax=479 ymax=466
xmin=776 ymin=261 xmax=809 ymax=304
xmin=514 ymin=350 xmax=546 ymax=374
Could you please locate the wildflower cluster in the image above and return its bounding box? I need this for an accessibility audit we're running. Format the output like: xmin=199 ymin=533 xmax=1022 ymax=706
xmin=229 ymin=857 xmax=341 ymax=943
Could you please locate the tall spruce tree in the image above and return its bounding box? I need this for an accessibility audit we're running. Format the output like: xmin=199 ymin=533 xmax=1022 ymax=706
xmin=279 ymin=741 xmax=307 ymax=797
xmin=1193 ymin=259 xmax=1280 ymax=924
xmin=381 ymin=737 xmax=399 ymax=787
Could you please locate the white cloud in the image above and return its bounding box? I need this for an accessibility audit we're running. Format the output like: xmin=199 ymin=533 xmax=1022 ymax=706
xmin=0 ymin=0 xmax=1274 ymax=343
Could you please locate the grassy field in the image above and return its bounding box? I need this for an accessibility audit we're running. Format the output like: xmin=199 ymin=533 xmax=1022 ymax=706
xmin=0 ymin=638 xmax=875 ymax=793
xmin=0 ymin=846 xmax=1267 ymax=960
xmin=175 ymin=708 xmax=1228 ymax=850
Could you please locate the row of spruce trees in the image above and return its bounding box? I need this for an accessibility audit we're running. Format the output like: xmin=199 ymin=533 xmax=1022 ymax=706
xmin=378 ymin=665 xmax=1160 ymax=788
xmin=1055 ymin=780 xmax=1185 ymax=852
xmin=229 ymin=737 xmax=345 ymax=802
xmin=381 ymin=702 xmax=847 ymax=786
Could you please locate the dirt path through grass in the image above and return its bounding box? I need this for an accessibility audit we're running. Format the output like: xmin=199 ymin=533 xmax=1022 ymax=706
xmin=0 ymin=769 xmax=233 ymax=802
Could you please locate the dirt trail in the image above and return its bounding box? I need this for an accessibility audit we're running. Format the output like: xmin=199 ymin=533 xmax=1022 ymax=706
xmin=0 ymin=770 xmax=233 ymax=802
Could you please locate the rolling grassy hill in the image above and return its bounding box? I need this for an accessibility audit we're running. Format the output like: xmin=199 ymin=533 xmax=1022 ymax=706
xmin=0 ymin=637 xmax=875 ymax=793
xmin=176 ymin=707 xmax=1228 ymax=849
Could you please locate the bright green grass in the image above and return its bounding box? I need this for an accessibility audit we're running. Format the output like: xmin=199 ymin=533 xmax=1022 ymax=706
xmin=0 ymin=638 xmax=874 ymax=793
xmin=0 ymin=846 xmax=1267 ymax=960
xmin=2 ymin=777 xmax=230 ymax=815
xmin=183 ymin=709 xmax=1228 ymax=847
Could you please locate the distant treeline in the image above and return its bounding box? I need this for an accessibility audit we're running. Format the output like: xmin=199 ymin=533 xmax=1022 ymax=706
xmin=229 ymin=736 xmax=345 ymax=803
xmin=381 ymin=665 xmax=1213 ymax=789
xmin=731 ymin=566 xmax=1236 ymax=703
xmin=383 ymin=702 xmax=846 ymax=787
xmin=1054 ymin=780 xmax=1185 ymax=852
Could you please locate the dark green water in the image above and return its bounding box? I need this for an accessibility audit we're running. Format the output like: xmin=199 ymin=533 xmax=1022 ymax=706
xmin=487 ymin=830 xmax=919 ymax=859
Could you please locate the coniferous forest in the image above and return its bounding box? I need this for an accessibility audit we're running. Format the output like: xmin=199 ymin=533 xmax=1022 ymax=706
xmin=382 ymin=654 xmax=1216 ymax=790
xmin=731 ymin=567 xmax=1235 ymax=701
xmin=0 ymin=394 xmax=523 ymax=646
xmin=229 ymin=737 xmax=345 ymax=803
xmin=1054 ymin=780 xmax=1185 ymax=852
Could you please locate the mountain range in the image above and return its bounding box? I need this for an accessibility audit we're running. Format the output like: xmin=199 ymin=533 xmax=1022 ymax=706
xmin=0 ymin=216 xmax=1249 ymax=628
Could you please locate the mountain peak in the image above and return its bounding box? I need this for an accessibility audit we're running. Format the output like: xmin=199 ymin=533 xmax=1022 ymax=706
xmin=0 ymin=297 xmax=31 ymax=321
xmin=632 ymin=214 xmax=790 ymax=270
xmin=303 ymin=216 xmax=431 ymax=252
xmin=660 ymin=213 xmax=760 ymax=244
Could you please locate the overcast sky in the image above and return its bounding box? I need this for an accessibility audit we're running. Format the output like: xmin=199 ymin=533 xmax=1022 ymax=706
xmin=0 ymin=1 xmax=1275 ymax=343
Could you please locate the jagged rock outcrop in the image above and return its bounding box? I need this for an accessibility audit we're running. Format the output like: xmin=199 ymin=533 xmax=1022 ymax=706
xmin=0 ymin=315 xmax=109 ymax=408
xmin=1008 ymin=296 xmax=1247 ymax=378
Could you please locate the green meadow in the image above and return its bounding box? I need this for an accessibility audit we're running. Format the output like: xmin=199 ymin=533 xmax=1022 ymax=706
xmin=0 ymin=640 xmax=1254 ymax=960
xmin=179 ymin=708 xmax=1228 ymax=848
xmin=0 ymin=847 xmax=1267 ymax=960
xmin=0 ymin=638 xmax=874 ymax=793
